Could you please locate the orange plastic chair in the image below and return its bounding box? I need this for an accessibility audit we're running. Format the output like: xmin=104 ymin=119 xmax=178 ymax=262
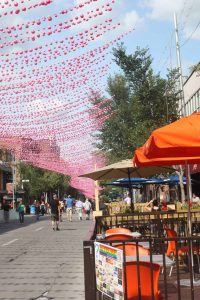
xmin=165 ymin=228 xmax=177 ymax=257
xmin=106 ymin=227 xmax=132 ymax=235
xmin=105 ymin=233 xmax=133 ymax=241
xmin=115 ymin=243 xmax=149 ymax=256
xmin=124 ymin=261 xmax=161 ymax=300
xmin=165 ymin=228 xmax=199 ymax=276
xmin=165 ymin=228 xmax=199 ymax=255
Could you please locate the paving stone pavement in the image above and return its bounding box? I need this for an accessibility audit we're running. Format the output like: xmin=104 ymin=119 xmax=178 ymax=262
xmin=0 ymin=214 xmax=93 ymax=300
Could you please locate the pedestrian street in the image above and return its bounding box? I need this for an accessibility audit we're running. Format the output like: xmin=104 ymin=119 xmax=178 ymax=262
xmin=0 ymin=214 xmax=92 ymax=300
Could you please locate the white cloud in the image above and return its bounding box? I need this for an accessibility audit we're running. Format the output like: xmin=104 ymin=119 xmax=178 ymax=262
xmin=141 ymin=0 xmax=200 ymax=41
xmin=122 ymin=10 xmax=143 ymax=31
xmin=141 ymin=0 xmax=183 ymax=21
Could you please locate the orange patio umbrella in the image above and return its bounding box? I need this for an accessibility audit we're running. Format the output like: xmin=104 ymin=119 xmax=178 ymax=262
xmin=133 ymin=114 xmax=200 ymax=285
xmin=134 ymin=147 xmax=200 ymax=240
xmin=134 ymin=147 xmax=200 ymax=167
xmin=133 ymin=114 xmax=200 ymax=237
xmin=142 ymin=112 xmax=200 ymax=159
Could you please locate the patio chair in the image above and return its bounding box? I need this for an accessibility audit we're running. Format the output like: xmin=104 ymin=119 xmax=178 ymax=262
xmin=124 ymin=261 xmax=161 ymax=300
xmin=106 ymin=227 xmax=132 ymax=235
xmin=115 ymin=243 xmax=150 ymax=256
xmin=105 ymin=233 xmax=133 ymax=241
xmin=165 ymin=228 xmax=200 ymax=276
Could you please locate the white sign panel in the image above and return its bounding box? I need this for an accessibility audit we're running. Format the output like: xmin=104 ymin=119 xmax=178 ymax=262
xmin=94 ymin=242 xmax=124 ymax=300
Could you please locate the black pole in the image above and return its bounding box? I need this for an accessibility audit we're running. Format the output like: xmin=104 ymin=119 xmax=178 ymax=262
xmin=128 ymin=169 xmax=134 ymax=213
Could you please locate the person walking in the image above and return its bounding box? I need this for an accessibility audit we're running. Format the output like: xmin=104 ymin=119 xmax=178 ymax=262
xmin=76 ymin=199 xmax=83 ymax=220
xmin=49 ymin=194 xmax=60 ymax=231
xmin=84 ymin=198 xmax=92 ymax=220
xmin=63 ymin=194 xmax=68 ymax=212
xmin=3 ymin=200 xmax=10 ymax=223
xmin=59 ymin=199 xmax=64 ymax=222
xmin=40 ymin=201 xmax=46 ymax=216
xmin=35 ymin=200 xmax=40 ymax=221
xmin=18 ymin=200 xmax=25 ymax=223
xmin=66 ymin=195 xmax=74 ymax=222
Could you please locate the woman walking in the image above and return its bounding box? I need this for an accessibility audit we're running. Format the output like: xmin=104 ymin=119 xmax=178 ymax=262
xmin=18 ymin=200 xmax=25 ymax=223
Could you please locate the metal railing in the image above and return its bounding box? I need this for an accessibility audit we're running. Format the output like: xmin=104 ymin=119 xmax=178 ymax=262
xmin=95 ymin=211 xmax=200 ymax=237
xmin=83 ymin=212 xmax=200 ymax=300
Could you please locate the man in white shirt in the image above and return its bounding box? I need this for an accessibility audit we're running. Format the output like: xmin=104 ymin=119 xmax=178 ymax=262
xmin=124 ymin=195 xmax=131 ymax=205
xmin=84 ymin=199 xmax=92 ymax=220
xmin=76 ymin=199 xmax=83 ymax=220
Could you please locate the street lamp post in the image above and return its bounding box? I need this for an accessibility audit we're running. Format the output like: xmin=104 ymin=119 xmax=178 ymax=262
xmin=12 ymin=153 xmax=16 ymax=209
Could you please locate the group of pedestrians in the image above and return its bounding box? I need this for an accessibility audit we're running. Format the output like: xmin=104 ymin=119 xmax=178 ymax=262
xmin=1 ymin=194 xmax=93 ymax=230
xmin=49 ymin=194 xmax=93 ymax=231
xmin=63 ymin=195 xmax=92 ymax=221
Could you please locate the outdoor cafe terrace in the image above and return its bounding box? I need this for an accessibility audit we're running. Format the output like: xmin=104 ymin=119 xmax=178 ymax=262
xmin=83 ymin=210 xmax=200 ymax=300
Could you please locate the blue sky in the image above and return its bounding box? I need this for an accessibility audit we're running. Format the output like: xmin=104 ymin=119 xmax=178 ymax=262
xmin=128 ymin=0 xmax=198 ymax=79
xmin=1 ymin=0 xmax=199 ymax=78
xmin=1 ymin=0 xmax=200 ymax=126
xmin=112 ymin=0 xmax=200 ymax=78
xmin=0 ymin=0 xmax=200 ymax=194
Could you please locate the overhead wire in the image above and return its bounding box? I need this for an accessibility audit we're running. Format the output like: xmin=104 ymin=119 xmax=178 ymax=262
xmin=158 ymin=0 xmax=199 ymax=74
xmin=156 ymin=31 xmax=176 ymax=75
xmin=181 ymin=20 xmax=200 ymax=47
xmin=177 ymin=0 xmax=193 ymax=31
xmin=177 ymin=0 xmax=199 ymax=47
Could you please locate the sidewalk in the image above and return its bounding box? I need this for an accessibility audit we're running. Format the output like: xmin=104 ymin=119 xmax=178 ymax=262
xmin=0 ymin=213 xmax=92 ymax=300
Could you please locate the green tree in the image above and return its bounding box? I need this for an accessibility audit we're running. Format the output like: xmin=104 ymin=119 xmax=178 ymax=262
xmin=91 ymin=45 xmax=179 ymax=163
xmin=18 ymin=162 xmax=71 ymax=201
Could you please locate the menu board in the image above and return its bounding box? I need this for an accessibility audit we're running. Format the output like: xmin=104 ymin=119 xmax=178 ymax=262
xmin=94 ymin=242 xmax=124 ymax=300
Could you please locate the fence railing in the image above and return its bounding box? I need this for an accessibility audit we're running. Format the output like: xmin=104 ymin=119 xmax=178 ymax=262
xmin=84 ymin=213 xmax=200 ymax=300
xmin=95 ymin=211 xmax=200 ymax=237
xmin=95 ymin=236 xmax=200 ymax=300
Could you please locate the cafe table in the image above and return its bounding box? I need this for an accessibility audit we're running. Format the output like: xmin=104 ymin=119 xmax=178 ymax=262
xmin=125 ymin=254 xmax=174 ymax=267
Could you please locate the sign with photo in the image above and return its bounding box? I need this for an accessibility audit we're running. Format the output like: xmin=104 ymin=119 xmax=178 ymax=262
xmin=6 ymin=182 xmax=14 ymax=194
xmin=94 ymin=242 xmax=124 ymax=300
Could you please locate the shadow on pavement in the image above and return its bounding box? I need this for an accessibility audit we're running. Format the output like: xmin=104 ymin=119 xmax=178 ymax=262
xmin=0 ymin=214 xmax=50 ymax=235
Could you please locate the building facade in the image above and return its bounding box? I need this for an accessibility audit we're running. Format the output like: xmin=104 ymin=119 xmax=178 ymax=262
xmin=183 ymin=64 xmax=200 ymax=116
xmin=0 ymin=149 xmax=12 ymax=205
xmin=182 ymin=65 xmax=200 ymax=191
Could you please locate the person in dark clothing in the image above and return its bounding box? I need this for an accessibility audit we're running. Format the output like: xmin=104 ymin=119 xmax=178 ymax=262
xmin=40 ymin=201 xmax=46 ymax=216
xmin=18 ymin=200 xmax=25 ymax=223
xmin=3 ymin=201 xmax=10 ymax=223
xmin=49 ymin=194 xmax=60 ymax=231
xmin=35 ymin=200 xmax=40 ymax=221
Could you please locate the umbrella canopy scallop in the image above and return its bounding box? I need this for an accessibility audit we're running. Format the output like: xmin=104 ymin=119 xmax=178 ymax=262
xmin=79 ymin=159 xmax=176 ymax=180
xmin=143 ymin=112 xmax=200 ymax=159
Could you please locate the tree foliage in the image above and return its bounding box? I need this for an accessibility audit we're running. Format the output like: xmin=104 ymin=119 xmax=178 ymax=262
xmin=91 ymin=45 xmax=179 ymax=163
xmin=18 ymin=162 xmax=71 ymax=200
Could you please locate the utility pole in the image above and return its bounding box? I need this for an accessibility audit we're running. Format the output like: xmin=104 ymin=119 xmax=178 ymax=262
xmin=174 ymin=12 xmax=186 ymax=117
xmin=174 ymin=11 xmax=193 ymax=205
xmin=173 ymin=12 xmax=186 ymax=204
xmin=174 ymin=13 xmax=195 ymax=285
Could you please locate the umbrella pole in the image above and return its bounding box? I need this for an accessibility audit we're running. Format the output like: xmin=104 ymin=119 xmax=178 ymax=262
xmin=186 ymin=164 xmax=195 ymax=282
xmin=128 ymin=169 xmax=134 ymax=213
xmin=180 ymin=163 xmax=199 ymax=287
xmin=186 ymin=164 xmax=192 ymax=236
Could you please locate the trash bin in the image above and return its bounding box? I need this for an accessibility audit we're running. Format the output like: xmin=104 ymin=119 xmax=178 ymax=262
xmin=30 ymin=205 xmax=36 ymax=215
